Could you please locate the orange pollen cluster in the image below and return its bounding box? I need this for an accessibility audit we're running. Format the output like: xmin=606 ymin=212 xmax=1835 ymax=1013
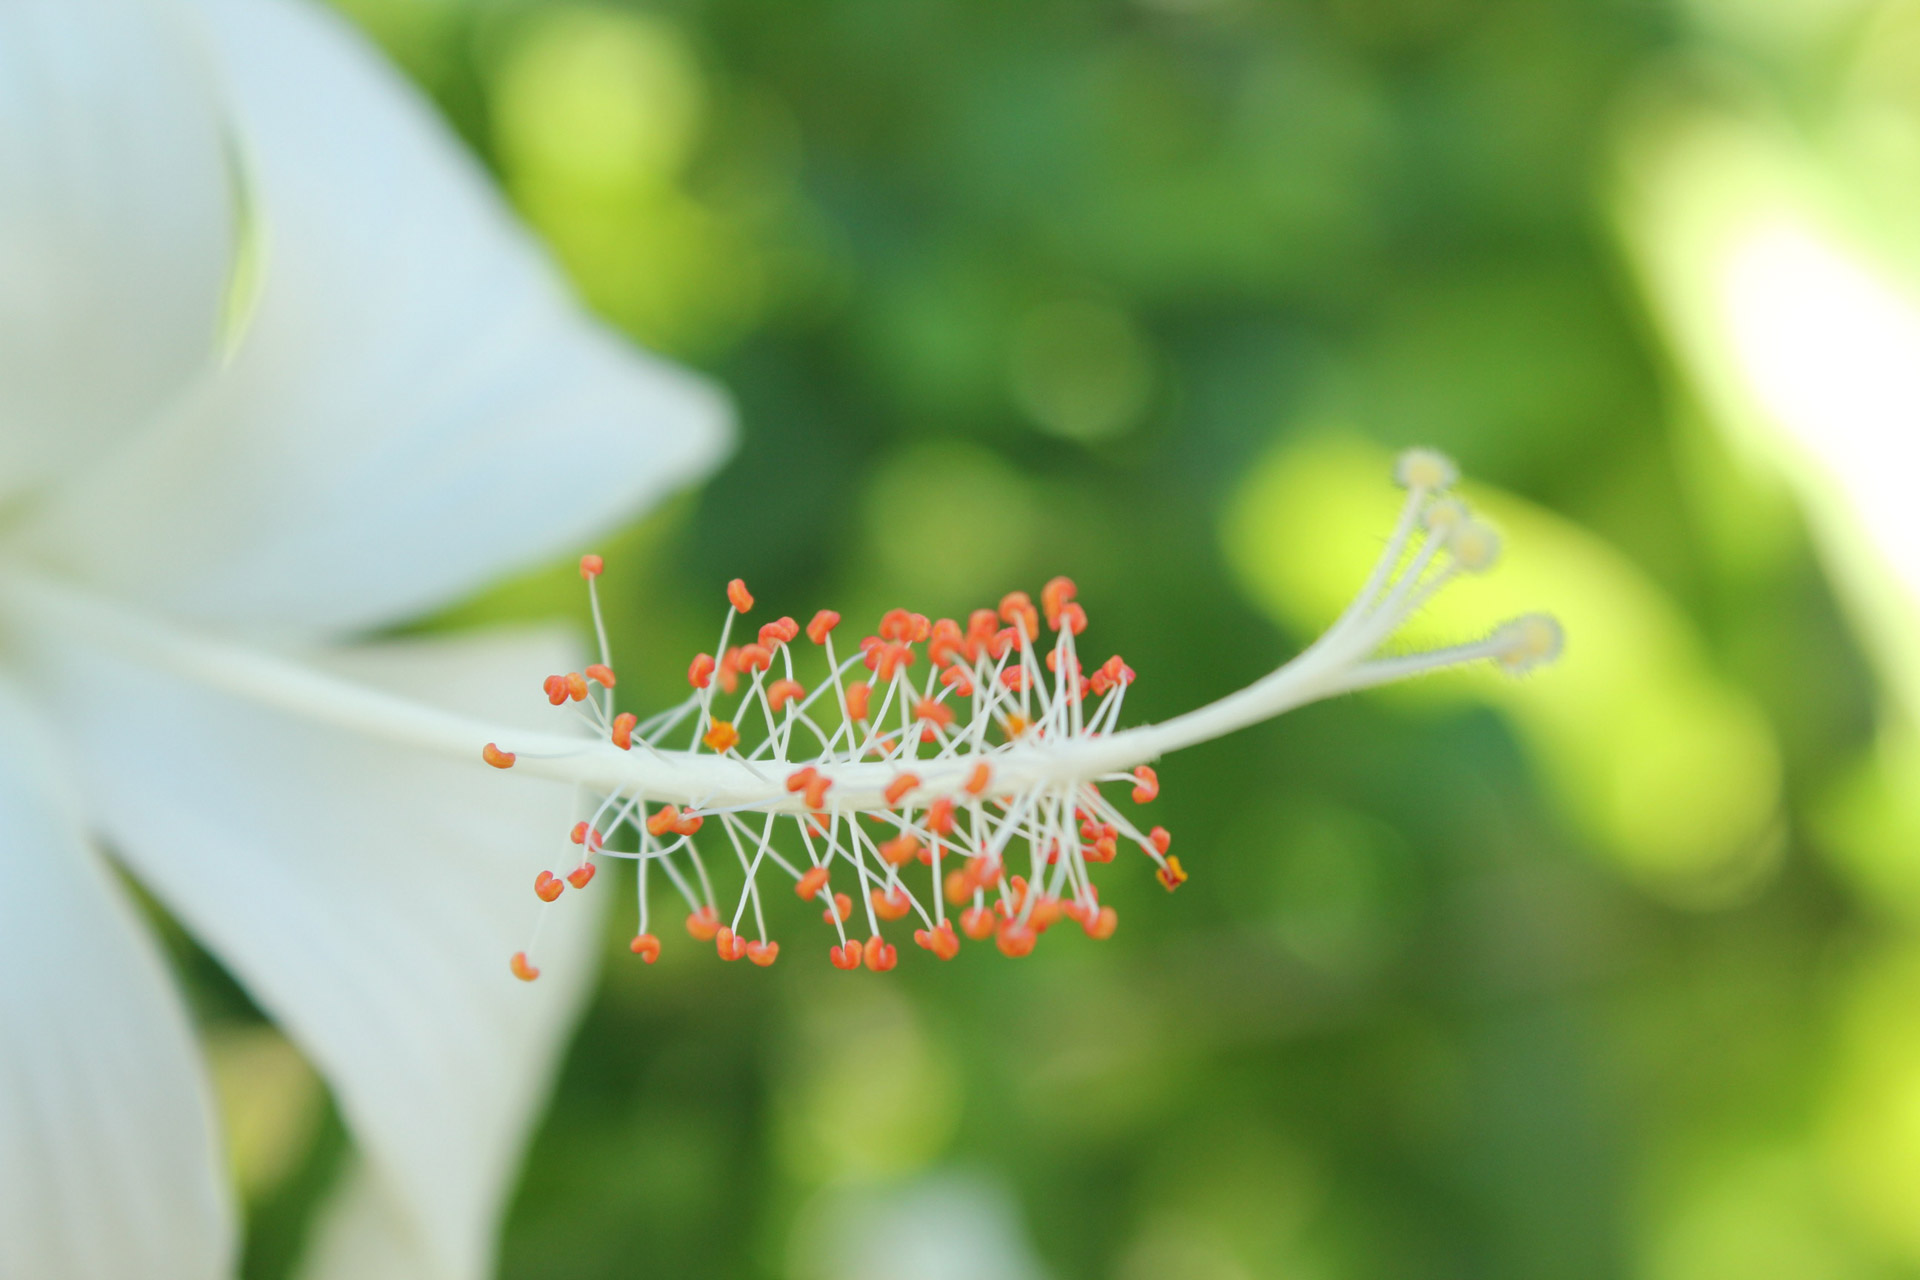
xmin=496 ymin=565 xmax=1183 ymax=981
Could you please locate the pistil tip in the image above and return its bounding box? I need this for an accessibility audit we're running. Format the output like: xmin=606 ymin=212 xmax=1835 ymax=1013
xmin=1492 ymin=613 xmax=1564 ymax=674
xmin=1395 ymin=447 xmax=1458 ymax=491
xmin=1446 ymin=518 xmax=1501 ymax=573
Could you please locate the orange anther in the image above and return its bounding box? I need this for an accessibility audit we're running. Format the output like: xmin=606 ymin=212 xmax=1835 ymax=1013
xmin=580 ymin=554 xmax=604 ymax=579
xmin=967 ymin=853 xmax=1003 ymax=889
xmin=585 ymin=663 xmax=616 ymax=688
xmin=746 ymin=939 xmax=780 ymax=967
xmin=830 ymin=939 xmax=864 ymax=970
xmin=715 ymin=926 xmax=748 ymax=961
xmin=482 ymin=742 xmax=517 ymax=769
xmin=673 ymin=812 xmax=704 ymax=836
xmin=543 ymin=674 xmax=570 ymax=706
xmin=965 ymin=763 xmax=992 ymax=796
xmin=727 ymin=578 xmax=754 ymax=612
xmin=1087 ymin=835 xmax=1117 ymax=863
xmin=758 ymin=619 xmax=794 ymax=648
xmin=803 ymin=775 xmax=833 ymax=809
xmin=967 ymin=608 xmax=998 ymax=642
xmin=1004 ymin=712 xmax=1029 ymax=737
xmin=879 ymin=608 xmax=912 ymax=642
xmin=510 ymin=951 xmax=540 ymax=982
xmin=703 ymin=720 xmax=739 ymax=753
xmin=534 ymin=871 xmax=563 ymax=903
xmin=736 ymin=644 xmax=773 ymax=673
xmin=845 ymin=681 xmax=871 ymax=721
xmin=796 ymin=865 xmax=831 ymax=899
xmin=999 ymin=591 xmax=1040 ymax=640
xmin=939 ymin=665 xmax=975 ymax=696
xmin=1131 ymin=765 xmax=1159 ymax=803
xmin=914 ymin=921 xmax=961 ymax=959
xmin=629 ymin=933 xmax=661 ymax=963
xmin=767 ymin=679 xmax=806 ymax=711
xmin=996 ymin=921 xmax=1037 ymax=958
xmin=987 ymin=627 xmax=1017 ymax=660
xmin=688 ymin=653 xmax=716 ymax=689
xmin=864 ymin=935 xmax=898 ymax=972
xmin=915 ymin=696 xmax=954 ymax=728
xmin=874 ymin=643 xmax=913 ymax=682
xmin=879 ymin=833 xmax=922 ymax=867
xmin=1087 ymin=906 xmax=1118 ymax=940
xmin=1056 ymin=602 xmax=1087 ymax=635
xmin=611 ymin=712 xmax=637 ymax=750
xmin=1041 ymin=576 xmax=1077 ymax=627
xmin=871 ymin=886 xmax=912 ymax=920
xmin=960 ymin=905 xmax=996 ymax=940
xmin=1029 ymin=896 xmax=1064 ymax=932
xmin=1156 ymin=855 xmax=1186 ymax=891
xmin=807 ymin=610 xmax=841 ymax=644
xmin=945 ymin=869 xmax=973 ymax=902
xmin=786 ymin=766 xmax=818 ymax=793
xmin=685 ymin=905 xmax=720 ymax=939
xmin=928 ymin=618 xmax=964 ymax=665
xmin=884 ymin=774 xmax=920 ymax=806
xmin=1149 ymin=826 xmax=1171 ymax=855
xmin=926 ymin=797 xmax=955 ymax=835
xmin=1000 ymin=668 xmax=1028 ymax=693
xmin=716 ymin=648 xmax=742 ymax=694
xmin=564 ymin=672 xmax=589 ymax=702
xmin=567 ymin=862 xmax=596 ymax=890
xmin=570 ymin=822 xmax=604 ymax=850
xmin=823 ymin=892 xmax=853 ymax=924
xmin=646 ymin=806 xmax=681 ymax=837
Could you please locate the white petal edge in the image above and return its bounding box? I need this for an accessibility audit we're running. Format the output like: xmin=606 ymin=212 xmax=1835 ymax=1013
xmin=11 ymin=0 xmax=731 ymax=638
xmin=12 ymin=621 xmax=604 ymax=1280
xmin=295 ymin=1159 xmax=446 ymax=1280
xmin=0 ymin=677 xmax=234 ymax=1280
xmin=0 ymin=0 xmax=236 ymax=504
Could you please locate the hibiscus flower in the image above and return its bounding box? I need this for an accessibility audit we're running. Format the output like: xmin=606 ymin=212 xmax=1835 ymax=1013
xmin=0 ymin=2 xmax=728 ymax=1277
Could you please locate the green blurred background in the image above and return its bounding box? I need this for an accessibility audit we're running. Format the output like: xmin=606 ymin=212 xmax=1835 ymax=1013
xmin=194 ymin=0 xmax=1920 ymax=1275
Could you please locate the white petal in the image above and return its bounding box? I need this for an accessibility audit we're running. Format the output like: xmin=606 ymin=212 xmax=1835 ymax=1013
xmin=0 ymin=0 xmax=237 ymax=504
xmin=0 ymin=679 xmax=233 ymax=1280
xmin=13 ymin=0 xmax=730 ymax=637
xmin=14 ymin=624 xmax=603 ymax=1280
xmin=295 ymin=1160 xmax=446 ymax=1280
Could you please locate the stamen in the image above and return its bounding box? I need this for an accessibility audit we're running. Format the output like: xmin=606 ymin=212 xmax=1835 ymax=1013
xmin=490 ymin=451 xmax=1564 ymax=976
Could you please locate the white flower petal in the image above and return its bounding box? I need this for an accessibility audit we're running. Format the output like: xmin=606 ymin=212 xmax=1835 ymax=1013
xmin=294 ymin=1159 xmax=446 ymax=1280
xmin=0 ymin=0 xmax=236 ymax=504
xmin=0 ymin=679 xmax=233 ymax=1280
xmin=13 ymin=0 xmax=730 ymax=637
xmin=15 ymin=623 xmax=603 ymax=1280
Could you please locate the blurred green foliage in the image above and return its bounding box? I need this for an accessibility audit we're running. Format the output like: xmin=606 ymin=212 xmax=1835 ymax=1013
xmin=199 ymin=0 xmax=1920 ymax=1275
